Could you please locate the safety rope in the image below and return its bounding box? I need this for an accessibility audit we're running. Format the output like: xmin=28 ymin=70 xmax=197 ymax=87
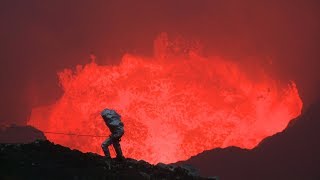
xmin=41 ymin=131 xmax=108 ymax=138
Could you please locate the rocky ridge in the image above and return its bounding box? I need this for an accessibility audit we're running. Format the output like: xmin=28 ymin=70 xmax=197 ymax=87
xmin=0 ymin=140 xmax=217 ymax=180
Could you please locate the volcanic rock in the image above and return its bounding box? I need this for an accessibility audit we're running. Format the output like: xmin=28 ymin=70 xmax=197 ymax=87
xmin=0 ymin=140 xmax=215 ymax=180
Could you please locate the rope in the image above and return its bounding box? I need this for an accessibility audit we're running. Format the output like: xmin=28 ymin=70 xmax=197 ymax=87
xmin=41 ymin=131 xmax=108 ymax=138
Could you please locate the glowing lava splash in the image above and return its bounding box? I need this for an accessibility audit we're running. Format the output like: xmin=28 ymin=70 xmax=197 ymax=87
xmin=28 ymin=33 xmax=302 ymax=164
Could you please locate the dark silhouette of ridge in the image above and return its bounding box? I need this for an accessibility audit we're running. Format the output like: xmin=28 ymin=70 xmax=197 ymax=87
xmin=0 ymin=140 xmax=217 ymax=180
xmin=174 ymin=100 xmax=320 ymax=180
xmin=0 ymin=125 xmax=46 ymax=143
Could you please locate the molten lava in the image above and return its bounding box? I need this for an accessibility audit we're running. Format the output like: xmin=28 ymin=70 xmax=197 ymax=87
xmin=28 ymin=33 xmax=303 ymax=164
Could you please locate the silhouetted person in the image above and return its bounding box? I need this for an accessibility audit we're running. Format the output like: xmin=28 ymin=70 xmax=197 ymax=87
xmin=101 ymin=108 xmax=125 ymax=160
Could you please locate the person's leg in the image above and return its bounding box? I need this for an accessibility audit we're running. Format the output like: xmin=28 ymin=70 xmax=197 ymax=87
xmin=112 ymin=140 xmax=124 ymax=159
xmin=101 ymin=137 xmax=112 ymax=158
xmin=112 ymin=130 xmax=125 ymax=160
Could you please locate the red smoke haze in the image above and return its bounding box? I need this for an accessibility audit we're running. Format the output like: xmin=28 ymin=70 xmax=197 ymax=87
xmin=28 ymin=34 xmax=302 ymax=163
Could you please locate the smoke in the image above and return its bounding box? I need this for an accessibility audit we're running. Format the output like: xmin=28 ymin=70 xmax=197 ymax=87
xmin=1 ymin=0 xmax=319 ymax=125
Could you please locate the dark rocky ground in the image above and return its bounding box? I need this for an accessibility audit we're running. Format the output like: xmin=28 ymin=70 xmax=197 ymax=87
xmin=174 ymin=100 xmax=320 ymax=180
xmin=0 ymin=140 xmax=217 ymax=180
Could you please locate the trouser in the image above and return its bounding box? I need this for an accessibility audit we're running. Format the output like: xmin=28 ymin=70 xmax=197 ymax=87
xmin=101 ymin=131 xmax=124 ymax=158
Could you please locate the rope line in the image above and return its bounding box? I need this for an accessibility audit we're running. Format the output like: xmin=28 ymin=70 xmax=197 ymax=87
xmin=42 ymin=131 xmax=108 ymax=138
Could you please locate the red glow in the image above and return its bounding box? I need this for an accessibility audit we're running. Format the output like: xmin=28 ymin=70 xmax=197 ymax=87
xmin=28 ymin=33 xmax=302 ymax=164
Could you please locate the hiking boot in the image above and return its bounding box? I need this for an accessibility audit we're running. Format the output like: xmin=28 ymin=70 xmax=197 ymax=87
xmin=115 ymin=155 xmax=125 ymax=161
xmin=103 ymin=156 xmax=112 ymax=161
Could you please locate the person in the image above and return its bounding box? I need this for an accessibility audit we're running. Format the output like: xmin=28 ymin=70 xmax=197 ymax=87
xmin=100 ymin=108 xmax=125 ymax=160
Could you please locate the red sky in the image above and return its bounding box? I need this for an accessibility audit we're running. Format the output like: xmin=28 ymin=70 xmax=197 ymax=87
xmin=1 ymin=0 xmax=320 ymax=125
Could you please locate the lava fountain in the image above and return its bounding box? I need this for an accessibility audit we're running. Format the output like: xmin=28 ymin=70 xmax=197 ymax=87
xmin=28 ymin=33 xmax=303 ymax=164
